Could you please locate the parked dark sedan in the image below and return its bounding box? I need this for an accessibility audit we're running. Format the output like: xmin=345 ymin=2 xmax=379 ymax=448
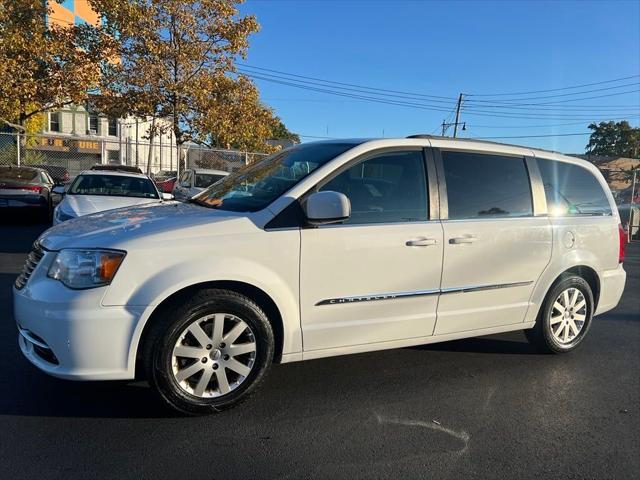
xmin=0 ymin=166 xmax=55 ymax=221
xmin=31 ymin=164 xmax=71 ymax=184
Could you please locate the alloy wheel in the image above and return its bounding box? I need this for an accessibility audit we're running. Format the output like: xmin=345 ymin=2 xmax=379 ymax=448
xmin=171 ymin=313 xmax=257 ymax=398
xmin=549 ymin=287 xmax=587 ymax=345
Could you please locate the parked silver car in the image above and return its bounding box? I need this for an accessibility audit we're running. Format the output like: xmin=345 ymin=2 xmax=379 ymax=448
xmin=172 ymin=168 xmax=228 ymax=201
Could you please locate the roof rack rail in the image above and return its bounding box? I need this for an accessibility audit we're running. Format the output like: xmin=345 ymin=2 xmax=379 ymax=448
xmin=405 ymin=134 xmax=562 ymax=155
xmin=405 ymin=134 xmax=442 ymax=139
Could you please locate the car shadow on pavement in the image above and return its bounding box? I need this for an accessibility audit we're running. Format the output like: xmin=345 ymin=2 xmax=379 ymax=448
xmin=410 ymin=333 xmax=541 ymax=355
xmin=0 ymin=214 xmax=50 ymax=254
xmin=0 ymin=372 xmax=178 ymax=419
xmin=0 ymin=268 xmax=177 ymax=419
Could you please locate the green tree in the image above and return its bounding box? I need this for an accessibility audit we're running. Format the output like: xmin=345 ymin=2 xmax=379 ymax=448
xmin=271 ymin=118 xmax=300 ymax=143
xmin=0 ymin=0 xmax=117 ymax=130
xmin=92 ymin=0 xmax=282 ymax=153
xmin=586 ymin=121 xmax=640 ymax=158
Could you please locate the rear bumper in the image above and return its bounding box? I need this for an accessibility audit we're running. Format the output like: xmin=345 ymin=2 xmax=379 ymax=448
xmin=0 ymin=194 xmax=48 ymax=208
xmin=595 ymin=264 xmax=626 ymax=315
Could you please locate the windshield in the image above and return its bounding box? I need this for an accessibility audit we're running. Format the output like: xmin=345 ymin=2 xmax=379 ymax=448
xmin=69 ymin=174 xmax=159 ymax=199
xmin=195 ymin=173 xmax=226 ymax=188
xmin=191 ymin=142 xmax=358 ymax=211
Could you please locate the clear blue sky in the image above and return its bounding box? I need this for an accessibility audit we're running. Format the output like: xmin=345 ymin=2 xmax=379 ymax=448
xmin=239 ymin=0 xmax=640 ymax=153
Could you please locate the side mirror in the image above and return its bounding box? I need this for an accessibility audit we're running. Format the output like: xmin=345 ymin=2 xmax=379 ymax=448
xmin=162 ymin=192 xmax=174 ymax=201
xmin=305 ymin=191 xmax=350 ymax=225
xmin=52 ymin=185 xmax=66 ymax=195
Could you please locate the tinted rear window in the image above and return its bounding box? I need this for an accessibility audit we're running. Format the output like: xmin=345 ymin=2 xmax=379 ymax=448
xmin=442 ymin=151 xmax=533 ymax=219
xmin=537 ymin=158 xmax=612 ymax=216
xmin=0 ymin=168 xmax=38 ymax=181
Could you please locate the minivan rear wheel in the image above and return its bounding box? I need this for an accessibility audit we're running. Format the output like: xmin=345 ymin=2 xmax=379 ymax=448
xmin=143 ymin=289 xmax=274 ymax=415
xmin=525 ymin=275 xmax=594 ymax=353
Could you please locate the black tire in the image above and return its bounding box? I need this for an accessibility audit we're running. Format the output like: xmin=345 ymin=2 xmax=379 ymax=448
xmin=525 ymin=275 xmax=594 ymax=353
xmin=143 ymin=288 xmax=274 ymax=415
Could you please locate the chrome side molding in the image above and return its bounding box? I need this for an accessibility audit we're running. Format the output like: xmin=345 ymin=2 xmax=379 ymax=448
xmin=440 ymin=281 xmax=533 ymax=295
xmin=315 ymin=281 xmax=533 ymax=306
xmin=315 ymin=289 xmax=440 ymax=306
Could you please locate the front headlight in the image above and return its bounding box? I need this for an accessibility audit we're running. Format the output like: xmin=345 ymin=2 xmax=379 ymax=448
xmin=48 ymin=249 xmax=126 ymax=289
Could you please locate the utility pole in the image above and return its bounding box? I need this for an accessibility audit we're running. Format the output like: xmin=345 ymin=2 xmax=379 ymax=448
xmin=452 ymin=93 xmax=464 ymax=138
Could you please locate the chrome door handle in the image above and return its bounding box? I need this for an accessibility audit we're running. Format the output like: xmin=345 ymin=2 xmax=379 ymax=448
xmin=406 ymin=237 xmax=438 ymax=247
xmin=449 ymin=235 xmax=477 ymax=244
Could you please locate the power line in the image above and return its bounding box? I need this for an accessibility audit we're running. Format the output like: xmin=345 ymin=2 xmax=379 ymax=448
xmin=470 ymin=74 xmax=640 ymax=97
xmin=240 ymin=68 xmax=640 ymax=117
xmin=245 ymin=71 xmax=639 ymax=120
xmin=240 ymin=64 xmax=640 ymax=111
xmin=466 ymin=88 xmax=640 ymax=106
xmin=238 ymin=63 xmax=458 ymax=101
xmin=468 ymin=116 xmax=640 ymax=129
xmin=470 ymin=132 xmax=591 ymax=140
xmin=241 ymin=63 xmax=640 ymax=106
xmin=238 ymin=68 xmax=458 ymax=108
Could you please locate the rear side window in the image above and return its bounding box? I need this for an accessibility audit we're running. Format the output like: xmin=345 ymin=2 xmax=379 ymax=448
xmin=320 ymin=150 xmax=428 ymax=224
xmin=442 ymin=151 xmax=533 ymax=219
xmin=537 ymin=159 xmax=612 ymax=216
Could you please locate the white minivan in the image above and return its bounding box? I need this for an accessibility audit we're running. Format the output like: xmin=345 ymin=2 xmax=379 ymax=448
xmin=13 ymin=137 xmax=627 ymax=414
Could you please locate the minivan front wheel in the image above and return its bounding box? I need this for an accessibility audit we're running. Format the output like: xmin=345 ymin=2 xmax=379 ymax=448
xmin=526 ymin=275 xmax=594 ymax=353
xmin=144 ymin=289 xmax=275 ymax=415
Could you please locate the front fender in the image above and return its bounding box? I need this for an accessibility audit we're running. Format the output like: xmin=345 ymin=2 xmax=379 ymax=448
xmin=102 ymin=229 xmax=302 ymax=374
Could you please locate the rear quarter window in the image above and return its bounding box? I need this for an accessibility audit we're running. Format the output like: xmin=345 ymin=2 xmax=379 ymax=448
xmin=537 ymin=158 xmax=612 ymax=216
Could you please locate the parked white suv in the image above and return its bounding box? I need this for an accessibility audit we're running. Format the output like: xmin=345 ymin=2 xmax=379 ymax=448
xmin=13 ymin=137 xmax=626 ymax=414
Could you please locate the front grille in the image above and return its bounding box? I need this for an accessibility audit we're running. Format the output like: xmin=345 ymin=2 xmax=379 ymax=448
xmin=14 ymin=241 xmax=45 ymax=290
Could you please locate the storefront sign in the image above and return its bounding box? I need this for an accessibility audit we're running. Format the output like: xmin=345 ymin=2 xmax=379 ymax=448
xmin=31 ymin=137 xmax=101 ymax=154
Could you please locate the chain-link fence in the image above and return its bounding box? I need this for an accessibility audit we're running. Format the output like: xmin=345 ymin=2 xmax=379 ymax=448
xmin=0 ymin=132 xmax=269 ymax=183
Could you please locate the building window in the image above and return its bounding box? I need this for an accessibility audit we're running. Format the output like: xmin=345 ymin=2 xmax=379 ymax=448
xmin=108 ymin=118 xmax=118 ymax=136
xmin=49 ymin=112 xmax=60 ymax=132
xmin=88 ymin=114 xmax=99 ymax=134
xmin=107 ymin=150 xmax=120 ymax=164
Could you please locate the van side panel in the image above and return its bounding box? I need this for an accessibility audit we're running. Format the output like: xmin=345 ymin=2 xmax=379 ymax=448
xmin=524 ymin=153 xmax=624 ymax=323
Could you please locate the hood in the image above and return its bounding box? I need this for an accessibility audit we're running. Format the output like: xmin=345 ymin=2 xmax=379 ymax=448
xmin=39 ymin=201 xmax=252 ymax=250
xmin=62 ymin=194 xmax=158 ymax=217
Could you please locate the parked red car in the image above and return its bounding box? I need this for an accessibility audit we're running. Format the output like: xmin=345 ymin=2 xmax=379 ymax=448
xmin=156 ymin=176 xmax=176 ymax=193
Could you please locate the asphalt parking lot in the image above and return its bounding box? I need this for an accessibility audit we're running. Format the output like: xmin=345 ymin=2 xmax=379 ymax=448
xmin=0 ymin=216 xmax=638 ymax=480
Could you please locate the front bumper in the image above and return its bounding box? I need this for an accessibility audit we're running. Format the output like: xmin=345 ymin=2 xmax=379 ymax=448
xmin=13 ymin=253 xmax=146 ymax=380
